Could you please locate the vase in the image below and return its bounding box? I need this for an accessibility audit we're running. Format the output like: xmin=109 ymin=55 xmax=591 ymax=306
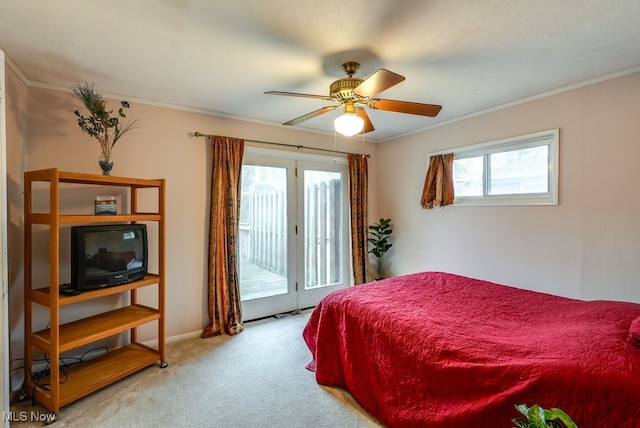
xmin=99 ymin=160 xmax=114 ymax=176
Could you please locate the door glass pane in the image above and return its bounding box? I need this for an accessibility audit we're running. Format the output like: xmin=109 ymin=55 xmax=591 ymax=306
xmin=304 ymin=170 xmax=343 ymax=290
xmin=239 ymin=165 xmax=288 ymax=301
xmin=488 ymin=145 xmax=548 ymax=195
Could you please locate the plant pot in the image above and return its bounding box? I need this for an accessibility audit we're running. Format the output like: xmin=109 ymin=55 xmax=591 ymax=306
xmin=99 ymin=160 xmax=114 ymax=176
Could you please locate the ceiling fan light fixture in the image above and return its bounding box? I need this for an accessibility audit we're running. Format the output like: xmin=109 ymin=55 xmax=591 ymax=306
xmin=334 ymin=112 xmax=364 ymax=137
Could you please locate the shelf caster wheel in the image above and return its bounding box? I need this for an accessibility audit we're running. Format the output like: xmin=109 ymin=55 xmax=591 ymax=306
xmin=44 ymin=413 xmax=57 ymax=425
xmin=16 ymin=391 xmax=29 ymax=402
xmin=159 ymin=360 xmax=168 ymax=368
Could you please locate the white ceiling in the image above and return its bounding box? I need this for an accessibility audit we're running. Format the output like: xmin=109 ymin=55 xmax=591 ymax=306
xmin=2 ymin=1 xmax=640 ymax=141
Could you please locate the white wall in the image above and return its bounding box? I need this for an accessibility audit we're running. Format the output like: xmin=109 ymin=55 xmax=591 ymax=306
xmin=375 ymin=71 xmax=640 ymax=302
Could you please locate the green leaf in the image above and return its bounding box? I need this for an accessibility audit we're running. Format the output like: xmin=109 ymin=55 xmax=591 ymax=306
xmin=545 ymin=408 xmax=577 ymax=428
xmin=511 ymin=418 xmax=528 ymax=428
xmin=513 ymin=404 xmax=577 ymax=428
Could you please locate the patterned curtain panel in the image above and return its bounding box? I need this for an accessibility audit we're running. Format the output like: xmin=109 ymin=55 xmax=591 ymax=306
xmin=348 ymin=153 xmax=369 ymax=285
xmin=421 ymin=153 xmax=454 ymax=209
xmin=202 ymin=135 xmax=245 ymax=338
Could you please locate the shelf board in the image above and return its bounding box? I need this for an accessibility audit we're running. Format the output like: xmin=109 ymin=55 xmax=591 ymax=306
xmin=25 ymin=168 xmax=164 ymax=188
xmin=31 ymin=305 xmax=160 ymax=352
xmin=29 ymin=274 xmax=161 ymax=307
xmin=27 ymin=213 xmax=162 ymax=225
xmin=29 ymin=343 xmax=161 ymax=409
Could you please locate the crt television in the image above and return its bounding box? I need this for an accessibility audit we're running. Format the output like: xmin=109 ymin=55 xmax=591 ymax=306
xmin=71 ymin=224 xmax=148 ymax=291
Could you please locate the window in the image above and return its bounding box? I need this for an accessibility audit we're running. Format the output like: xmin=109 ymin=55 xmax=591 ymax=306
xmin=447 ymin=129 xmax=558 ymax=206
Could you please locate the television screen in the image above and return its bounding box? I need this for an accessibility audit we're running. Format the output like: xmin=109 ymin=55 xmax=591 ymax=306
xmin=71 ymin=224 xmax=148 ymax=290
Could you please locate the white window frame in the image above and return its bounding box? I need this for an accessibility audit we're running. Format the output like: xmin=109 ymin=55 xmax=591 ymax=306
xmin=430 ymin=129 xmax=559 ymax=206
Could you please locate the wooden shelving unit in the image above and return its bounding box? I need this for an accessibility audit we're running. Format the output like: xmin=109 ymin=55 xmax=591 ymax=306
xmin=23 ymin=168 xmax=166 ymax=417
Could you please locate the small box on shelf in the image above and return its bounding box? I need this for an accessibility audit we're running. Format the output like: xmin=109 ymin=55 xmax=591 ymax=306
xmin=94 ymin=196 xmax=117 ymax=215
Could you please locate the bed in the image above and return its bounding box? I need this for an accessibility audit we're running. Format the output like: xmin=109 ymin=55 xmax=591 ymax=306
xmin=302 ymin=271 xmax=640 ymax=427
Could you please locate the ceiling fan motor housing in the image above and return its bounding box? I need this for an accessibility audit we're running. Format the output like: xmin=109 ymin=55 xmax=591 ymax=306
xmin=330 ymin=78 xmax=364 ymax=101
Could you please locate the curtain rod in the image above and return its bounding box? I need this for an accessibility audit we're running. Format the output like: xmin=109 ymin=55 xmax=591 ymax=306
xmin=193 ymin=132 xmax=370 ymax=158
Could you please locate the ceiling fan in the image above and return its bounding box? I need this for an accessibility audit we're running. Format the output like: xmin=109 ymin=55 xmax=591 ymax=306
xmin=265 ymin=61 xmax=442 ymax=136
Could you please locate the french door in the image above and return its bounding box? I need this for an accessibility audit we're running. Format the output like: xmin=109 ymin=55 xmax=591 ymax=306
xmin=238 ymin=150 xmax=349 ymax=320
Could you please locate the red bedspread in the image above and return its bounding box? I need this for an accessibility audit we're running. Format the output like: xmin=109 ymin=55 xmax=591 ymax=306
xmin=302 ymin=272 xmax=640 ymax=427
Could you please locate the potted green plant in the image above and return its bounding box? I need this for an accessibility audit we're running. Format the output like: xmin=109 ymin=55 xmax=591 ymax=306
xmin=512 ymin=404 xmax=578 ymax=428
xmin=368 ymin=218 xmax=393 ymax=280
xmin=71 ymin=82 xmax=138 ymax=175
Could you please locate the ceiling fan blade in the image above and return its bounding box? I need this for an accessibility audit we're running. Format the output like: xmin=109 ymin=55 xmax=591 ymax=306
xmin=265 ymin=91 xmax=332 ymax=101
xmin=367 ymin=99 xmax=442 ymax=117
xmin=283 ymin=106 xmax=338 ymax=126
xmin=353 ymin=69 xmax=405 ymax=98
xmin=355 ymin=108 xmax=375 ymax=134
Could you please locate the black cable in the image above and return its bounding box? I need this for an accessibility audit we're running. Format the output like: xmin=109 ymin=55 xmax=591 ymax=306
xmin=24 ymin=345 xmax=110 ymax=405
xmin=11 ymin=349 xmax=102 ymax=406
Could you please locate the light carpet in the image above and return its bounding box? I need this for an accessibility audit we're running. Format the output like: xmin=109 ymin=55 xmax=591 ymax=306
xmin=10 ymin=310 xmax=382 ymax=427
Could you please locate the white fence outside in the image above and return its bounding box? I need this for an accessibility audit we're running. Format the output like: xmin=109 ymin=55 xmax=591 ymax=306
xmin=238 ymin=178 xmax=342 ymax=288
